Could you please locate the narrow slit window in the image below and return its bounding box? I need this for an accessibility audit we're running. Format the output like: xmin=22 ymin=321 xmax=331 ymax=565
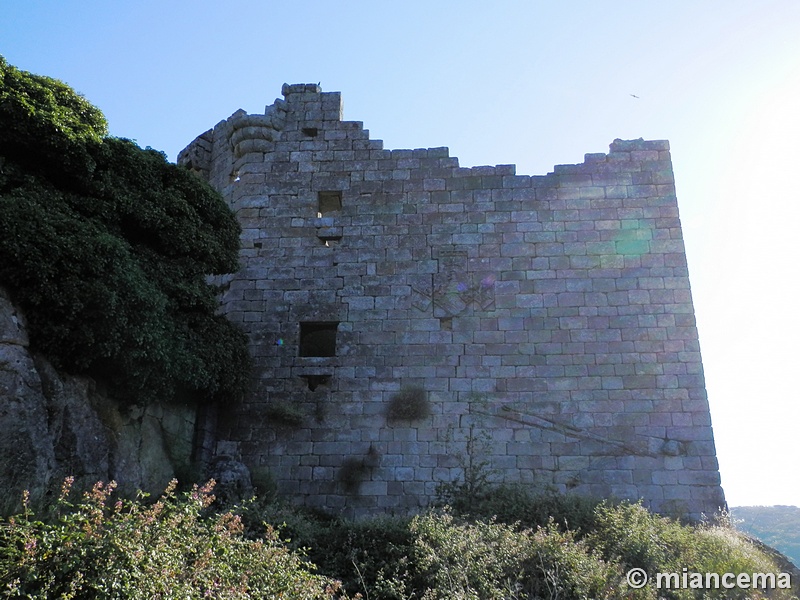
xmin=299 ymin=322 xmax=339 ymax=357
xmin=317 ymin=191 xmax=342 ymax=218
xmin=318 ymin=235 xmax=342 ymax=247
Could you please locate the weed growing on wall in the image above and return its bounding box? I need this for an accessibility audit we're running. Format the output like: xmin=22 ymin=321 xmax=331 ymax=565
xmin=338 ymin=457 xmax=371 ymax=494
xmin=436 ymin=423 xmax=497 ymax=512
xmin=385 ymin=386 xmax=430 ymax=423
xmin=437 ymin=394 xmax=499 ymax=511
xmin=264 ymin=401 xmax=305 ymax=427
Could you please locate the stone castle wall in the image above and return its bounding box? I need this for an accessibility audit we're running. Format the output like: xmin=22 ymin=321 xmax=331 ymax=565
xmin=179 ymin=83 xmax=725 ymax=518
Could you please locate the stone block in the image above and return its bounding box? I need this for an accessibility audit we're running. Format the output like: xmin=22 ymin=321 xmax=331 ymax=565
xmin=177 ymin=88 xmax=722 ymax=520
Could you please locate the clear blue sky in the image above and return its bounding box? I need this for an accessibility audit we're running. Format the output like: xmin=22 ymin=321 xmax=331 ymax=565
xmin=2 ymin=0 xmax=799 ymax=507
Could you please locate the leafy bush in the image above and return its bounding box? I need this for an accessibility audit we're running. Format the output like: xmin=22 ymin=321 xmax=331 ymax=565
xmin=0 ymin=56 xmax=106 ymax=183
xmin=241 ymin=497 xmax=648 ymax=599
xmin=244 ymin=504 xmax=416 ymax=599
xmin=310 ymin=516 xmax=417 ymax=600
xmin=410 ymin=509 xmax=646 ymax=600
xmin=588 ymin=501 xmax=795 ymax=600
xmin=7 ymin=482 xmax=793 ymax=600
xmin=440 ymin=482 xmax=602 ymax=534
xmin=0 ymin=57 xmax=249 ymax=404
xmin=0 ymin=479 xmax=342 ymax=599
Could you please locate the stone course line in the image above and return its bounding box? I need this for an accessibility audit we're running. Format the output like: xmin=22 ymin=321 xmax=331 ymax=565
xmin=178 ymin=83 xmax=725 ymax=519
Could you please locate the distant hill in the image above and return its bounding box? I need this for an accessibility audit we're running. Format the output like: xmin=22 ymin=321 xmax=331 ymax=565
xmin=732 ymin=505 xmax=800 ymax=567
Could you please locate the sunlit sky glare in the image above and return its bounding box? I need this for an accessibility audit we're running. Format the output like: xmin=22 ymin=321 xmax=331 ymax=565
xmin=2 ymin=0 xmax=799 ymax=507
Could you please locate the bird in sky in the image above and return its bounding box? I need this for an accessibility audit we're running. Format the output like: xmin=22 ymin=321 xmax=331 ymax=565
xmin=630 ymin=93 xmax=640 ymax=99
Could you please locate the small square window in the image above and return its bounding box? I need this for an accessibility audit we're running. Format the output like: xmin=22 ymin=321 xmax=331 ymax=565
xmin=299 ymin=322 xmax=339 ymax=357
xmin=317 ymin=191 xmax=342 ymax=218
xmin=302 ymin=127 xmax=319 ymax=137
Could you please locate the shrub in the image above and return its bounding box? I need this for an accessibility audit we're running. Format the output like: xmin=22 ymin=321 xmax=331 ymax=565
xmin=0 ymin=57 xmax=249 ymax=405
xmin=588 ymin=501 xmax=795 ymax=600
xmin=410 ymin=510 xmax=647 ymax=600
xmin=238 ymin=502 xmax=416 ymax=599
xmin=441 ymin=482 xmax=602 ymax=534
xmin=588 ymin=501 xmax=677 ymax=574
xmin=312 ymin=516 xmax=417 ymax=600
xmin=0 ymin=479 xmax=342 ymax=599
xmin=237 ymin=490 xmax=796 ymax=600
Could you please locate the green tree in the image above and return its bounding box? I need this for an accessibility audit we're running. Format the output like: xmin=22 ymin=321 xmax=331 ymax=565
xmin=0 ymin=56 xmax=249 ymax=404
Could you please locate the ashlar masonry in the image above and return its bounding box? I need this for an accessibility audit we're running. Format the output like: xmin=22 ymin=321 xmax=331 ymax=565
xmin=179 ymin=83 xmax=726 ymax=519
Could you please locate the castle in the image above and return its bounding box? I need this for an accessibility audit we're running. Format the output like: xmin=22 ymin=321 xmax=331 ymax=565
xmin=179 ymin=84 xmax=726 ymax=518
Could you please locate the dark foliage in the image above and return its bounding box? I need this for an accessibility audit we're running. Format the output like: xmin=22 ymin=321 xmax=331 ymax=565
xmin=3 ymin=478 xmax=794 ymax=600
xmin=242 ymin=503 xmax=418 ymax=599
xmin=386 ymin=386 xmax=431 ymax=423
xmin=0 ymin=56 xmax=106 ymax=184
xmin=440 ymin=481 xmax=603 ymax=534
xmin=240 ymin=486 xmax=795 ymax=600
xmin=0 ymin=57 xmax=249 ymax=404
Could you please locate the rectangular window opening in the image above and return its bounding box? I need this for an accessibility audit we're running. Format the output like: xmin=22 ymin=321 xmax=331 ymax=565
xmin=318 ymin=235 xmax=342 ymax=247
xmin=317 ymin=191 xmax=342 ymax=218
xmin=299 ymin=321 xmax=339 ymax=357
xmin=302 ymin=127 xmax=319 ymax=137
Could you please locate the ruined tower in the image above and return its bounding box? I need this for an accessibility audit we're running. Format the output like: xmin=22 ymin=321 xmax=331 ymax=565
xmin=179 ymin=83 xmax=725 ymax=518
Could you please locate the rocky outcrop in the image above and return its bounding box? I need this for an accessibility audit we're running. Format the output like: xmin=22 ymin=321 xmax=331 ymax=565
xmin=207 ymin=454 xmax=254 ymax=507
xmin=0 ymin=288 xmax=199 ymax=514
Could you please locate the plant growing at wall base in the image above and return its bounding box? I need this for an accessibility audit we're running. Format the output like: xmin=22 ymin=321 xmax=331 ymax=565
xmin=436 ymin=423 xmax=497 ymax=512
xmin=338 ymin=448 xmax=381 ymax=495
xmin=436 ymin=394 xmax=498 ymax=512
xmin=339 ymin=458 xmax=370 ymax=495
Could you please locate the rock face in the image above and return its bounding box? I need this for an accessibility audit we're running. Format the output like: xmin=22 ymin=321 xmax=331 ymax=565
xmin=206 ymin=441 xmax=254 ymax=507
xmin=0 ymin=288 xmax=198 ymax=514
